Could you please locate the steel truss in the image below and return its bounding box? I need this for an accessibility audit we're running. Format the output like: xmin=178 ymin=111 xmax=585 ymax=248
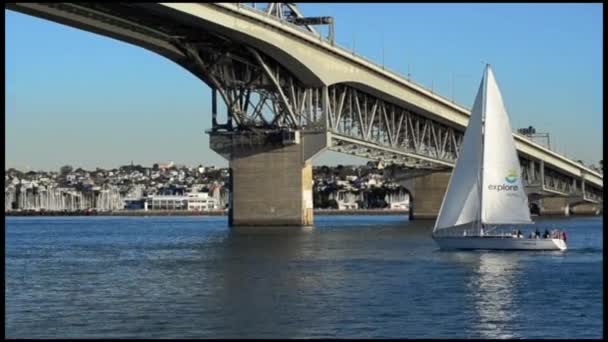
xmin=544 ymin=167 xmax=572 ymax=194
xmin=169 ymin=35 xmax=463 ymax=168
xmin=170 ymin=19 xmax=601 ymax=196
xmin=519 ymin=158 xmax=533 ymax=186
xmin=324 ymin=84 xmax=463 ymax=167
xmin=583 ymin=184 xmax=602 ymax=203
xmin=172 ymin=37 xmax=326 ymax=132
xmin=242 ymin=3 xmax=334 ymax=43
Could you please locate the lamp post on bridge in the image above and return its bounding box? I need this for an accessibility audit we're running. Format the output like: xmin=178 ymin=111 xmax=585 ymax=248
xmin=407 ymin=63 xmax=411 ymax=81
xmin=450 ymin=72 xmax=470 ymax=103
xmin=404 ymin=51 xmax=412 ymax=81
xmin=381 ymin=33 xmax=385 ymax=70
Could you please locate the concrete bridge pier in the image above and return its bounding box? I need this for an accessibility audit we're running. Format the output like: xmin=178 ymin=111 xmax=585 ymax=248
xmin=539 ymin=197 xmax=570 ymax=216
xmin=229 ymin=143 xmax=313 ymax=226
xmin=210 ymin=130 xmax=327 ymax=227
xmin=404 ymin=171 xmax=451 ymax=220
xmin=570 ymin=202 xmax=602 ymax=216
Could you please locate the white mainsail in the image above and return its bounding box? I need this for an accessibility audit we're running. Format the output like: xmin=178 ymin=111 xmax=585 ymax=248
xmin=480 ymin=67 xmax=532 ymax=225
xmin=433 ymin=69 xmax=485 ymax=232
xmin=434 ymin=65 xmax=532 ymax=233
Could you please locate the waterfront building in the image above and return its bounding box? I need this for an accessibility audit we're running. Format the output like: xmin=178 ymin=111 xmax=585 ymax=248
xmin=386 ymin=190 xmax=410 ymax=210
xmin=145 ymin=192 xmax=219 ymax=211
xmin=146 ymin=195 xmax=188 ymax=210
xmin=124 ymin=198 xmax=146 ymax=210
xmin=186 ymin=192 xmax=218 ymax=211
xmin=330 ymin=188 xmax=361 ymax=210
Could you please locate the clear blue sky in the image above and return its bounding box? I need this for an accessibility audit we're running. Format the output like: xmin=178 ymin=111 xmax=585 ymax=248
xmin=5 ymin=3 xmax=603 ymax=172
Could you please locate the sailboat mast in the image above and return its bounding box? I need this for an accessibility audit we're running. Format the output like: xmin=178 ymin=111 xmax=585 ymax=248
xmin=478 ymin=65 xmax=489 ymax=234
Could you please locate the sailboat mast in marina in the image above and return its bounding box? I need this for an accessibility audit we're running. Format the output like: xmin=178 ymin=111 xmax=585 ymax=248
xmin=432 ymin=65 xmax=567 ymax=251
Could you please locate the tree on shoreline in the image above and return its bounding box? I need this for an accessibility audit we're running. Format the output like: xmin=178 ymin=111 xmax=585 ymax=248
xmin=60 ymin=165 xmax=73 ymax=176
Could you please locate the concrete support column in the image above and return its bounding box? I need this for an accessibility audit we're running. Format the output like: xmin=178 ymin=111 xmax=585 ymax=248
xmin=540 ymin=197 xmax=570 ymax=216
xmin=539 ymin=160 xmax=545 ymax=188
xmin=528 ymin=160 xmax=535 ymax=183
xmin=210 ymin=131 xmax=327 ymax=227
xmin=322 ymin=86 xmax=330 ymax=128
xmin=570 ymin=203 xmax=601 ymax=215
xmin=229 ymin=143 xmax=313 ymax=226
xmin=407 ymin=171 xmax=451 ymax=220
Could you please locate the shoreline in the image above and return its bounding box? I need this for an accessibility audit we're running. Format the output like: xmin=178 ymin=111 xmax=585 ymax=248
xmin=5 ymin=209 xmax=410 ymax=217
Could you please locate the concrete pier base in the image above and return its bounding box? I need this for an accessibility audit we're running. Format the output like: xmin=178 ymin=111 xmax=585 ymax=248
xmin=210 ymin=130 xmax=325 ymax=227
xmin=540 ymin=197 xmax=570 ymax=216
xmin=570 ymin=203 xmax=601 ymax=216
xmin=229 ymin=143 xmax=313 ymax=226
xmin=407 ymin=171 xmax=451 ymax=220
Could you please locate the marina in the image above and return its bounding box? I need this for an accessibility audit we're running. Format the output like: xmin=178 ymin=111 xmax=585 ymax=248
xmin=4 ymin=208 xmax=409 ymax=216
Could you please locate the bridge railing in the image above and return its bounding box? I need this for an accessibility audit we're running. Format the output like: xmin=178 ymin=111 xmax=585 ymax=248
xmin=233 ymin=3 xmax=458 ymax=105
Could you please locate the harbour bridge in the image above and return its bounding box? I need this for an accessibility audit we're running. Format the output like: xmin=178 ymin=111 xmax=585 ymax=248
xmin=6 ymin=3 xmax=603 ymax=226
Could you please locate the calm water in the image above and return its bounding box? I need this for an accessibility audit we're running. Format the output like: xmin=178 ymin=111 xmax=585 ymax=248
xmin=5 ymin=215 xmax=603 ymax=338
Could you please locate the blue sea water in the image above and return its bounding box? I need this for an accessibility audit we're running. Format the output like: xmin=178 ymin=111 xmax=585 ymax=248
xmin=4 ymin=215 xmax=603 ymax=338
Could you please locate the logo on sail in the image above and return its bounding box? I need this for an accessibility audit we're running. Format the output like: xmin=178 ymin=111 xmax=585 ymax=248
xmin=488 ymin=170 xmax=520 ymax=192
xmin=505 ymin=169 xmax=518 ymax=184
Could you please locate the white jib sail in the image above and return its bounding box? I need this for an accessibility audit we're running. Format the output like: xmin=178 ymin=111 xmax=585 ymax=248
xmin=481 ymin=66 xmax=532 ymax=225
xmin=433 ymin=69 xmax=485 ymax=232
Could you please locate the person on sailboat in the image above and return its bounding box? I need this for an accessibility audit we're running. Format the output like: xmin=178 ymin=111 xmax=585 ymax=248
xmin=543 ymin=229 xmax=550 ymax=239
xmin=517 ymin=229 xmax=523 ymax=238
xmin=534 ymin=228 xmax=540 ymax=239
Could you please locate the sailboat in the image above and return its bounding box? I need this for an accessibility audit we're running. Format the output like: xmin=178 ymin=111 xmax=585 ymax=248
xmin=432 ymin=65 xmax=567 ymax=251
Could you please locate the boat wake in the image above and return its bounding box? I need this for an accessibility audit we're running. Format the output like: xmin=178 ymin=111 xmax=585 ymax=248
xmin=567 ymin=247 xmax=603 ymax=254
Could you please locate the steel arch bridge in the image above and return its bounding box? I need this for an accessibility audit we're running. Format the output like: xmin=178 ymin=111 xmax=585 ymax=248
xmin=6 ymin=2 xmax=602 ymax=207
